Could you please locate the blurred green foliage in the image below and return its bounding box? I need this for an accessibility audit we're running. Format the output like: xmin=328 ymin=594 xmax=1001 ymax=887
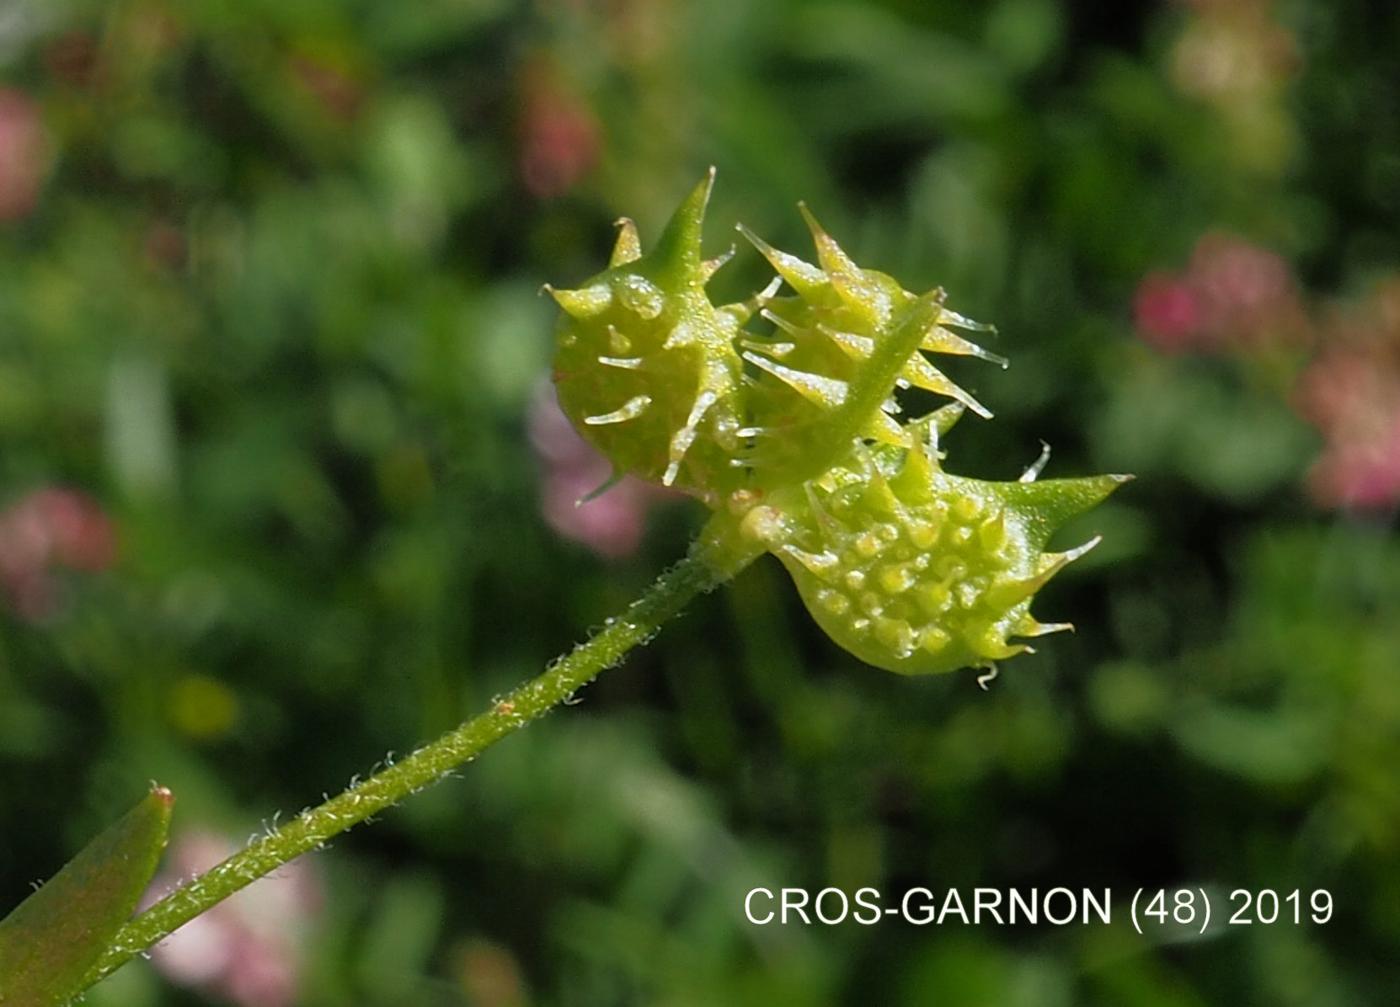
xmin=1 ymin=0 xmax=1398 ymax=1004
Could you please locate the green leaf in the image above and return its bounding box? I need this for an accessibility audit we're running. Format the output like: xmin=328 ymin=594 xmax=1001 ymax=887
xmin=0 ymin=786 xmax=173 ymax=1007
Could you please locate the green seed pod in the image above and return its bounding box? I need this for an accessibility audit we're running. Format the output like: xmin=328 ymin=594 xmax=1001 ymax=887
xmin=735 ymin=205 xmax=1006 ymax=492
xmin=549 ymin=173 xmax=1131 ymax=679
xmin=734 ymin=406 xmax=1130 ymax=675
xmin=549 ymin=169 xmax=760 ymax=502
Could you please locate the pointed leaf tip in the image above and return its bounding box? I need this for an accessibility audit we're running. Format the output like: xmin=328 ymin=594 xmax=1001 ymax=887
xmin=648 ymin=170 xmax=716 ymax=282
xmin=547 ymin=283 xmax=611 ymax=318
xmin=796 ymin=202 xmax=862 ymax=280
xmin=999 ymin=473 xmax=1132 ymax=545
xmin=0 ymin=786 xmax=173 ymax=1005
xmin=609 ymin=217 xmax=642 ymax=266
xmin=700 ymin=244 xmax=736 ymax=283
xmin=736 ymin=222 xmax=826 ymax=295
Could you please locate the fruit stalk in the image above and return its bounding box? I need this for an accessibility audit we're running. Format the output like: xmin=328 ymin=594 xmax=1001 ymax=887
xmin=76 ymin=527 xmax=761 ymax=991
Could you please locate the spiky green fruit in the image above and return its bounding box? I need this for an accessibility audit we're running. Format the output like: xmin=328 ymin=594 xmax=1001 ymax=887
xmin=736 ymin=206 xmax=1006 ymax=491
xmin=548 ymin=171 xmax=1130 ymax=680
xmin=550 ymin=169 xmax=758 ymax=502
xmin=732 ymin=406 xmax=1130 ymax=674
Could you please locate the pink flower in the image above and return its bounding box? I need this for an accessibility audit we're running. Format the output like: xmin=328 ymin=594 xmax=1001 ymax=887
xmin=1188 ymin=233 xmax=1300 ymax=344
xmin=1306 ymin=416 xmax=1400 ymax=511
xmin=0 ymin=487 xmax=115 ymax=622
xmin=0 ymin=88 xmax=49 ymax=221
xmin=144 ymin=831 xmax=323 ymax=1007
xmin=1134 ymin=232 xmax=1305 ymax=354
xmin=528 ymin=382 xmax=672 ymax=559
xmin=518 ymin=59 xmax=599 ymax=199
xmin=1294 ymin=287 xmax=1400 ymax=511
xmin=1134 ymin=271 xmax=1203 ymax=352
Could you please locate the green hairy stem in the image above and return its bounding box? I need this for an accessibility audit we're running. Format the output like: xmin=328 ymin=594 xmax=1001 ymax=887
xmin=76 ymin=525 xmax=762 ymax=991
